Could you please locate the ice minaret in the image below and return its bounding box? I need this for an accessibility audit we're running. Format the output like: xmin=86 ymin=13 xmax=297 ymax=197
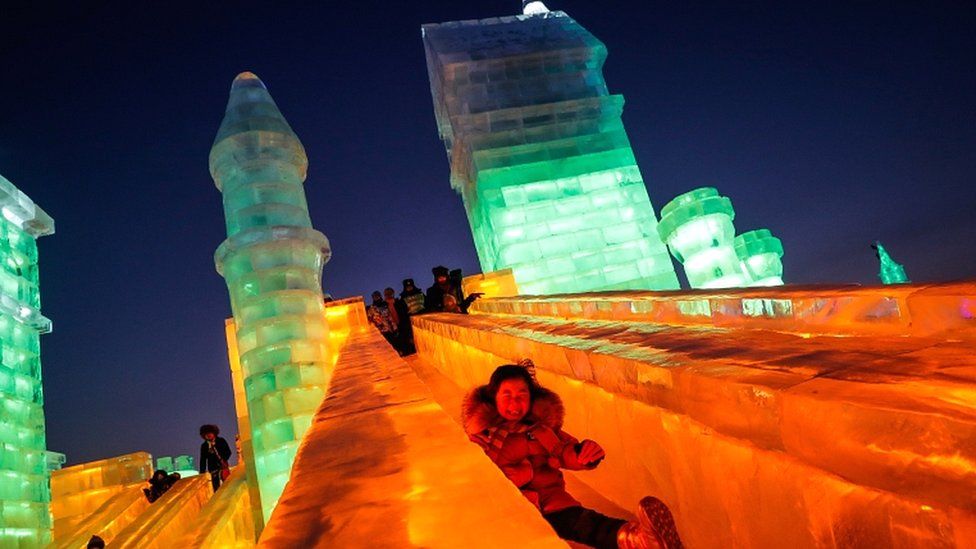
xmin=872 ymin=241 xmax=909 ymax=284
xmin=211 ymin=72 xmax=332 ymax=521
xmin=423 ymin=9 xmax=680 ymax=294
xmin=0 ymin=175 xmax=55 ymax=546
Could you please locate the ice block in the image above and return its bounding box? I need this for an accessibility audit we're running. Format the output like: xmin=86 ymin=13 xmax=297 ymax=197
xmin=423 ymin=9 xmax=679 ymax=295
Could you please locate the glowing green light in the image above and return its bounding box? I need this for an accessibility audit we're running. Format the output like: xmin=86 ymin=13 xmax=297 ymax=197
xmin=423 ymin=11 xmax=679 ymax=294
xmin=0 ymin=175 xmax=54 ymax=547
xmin=873 ymin=242 xmax=909 ymax=284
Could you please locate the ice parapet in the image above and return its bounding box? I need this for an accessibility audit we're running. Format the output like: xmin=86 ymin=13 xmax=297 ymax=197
xmin=422 ymin=10 xmax=679 ymax=295
xmin=211 ymin=72 xmax=333 ymax=522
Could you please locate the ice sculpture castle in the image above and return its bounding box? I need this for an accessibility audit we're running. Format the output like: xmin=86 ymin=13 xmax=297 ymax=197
xmin=423 ymin=3 xmax=680 ymax=294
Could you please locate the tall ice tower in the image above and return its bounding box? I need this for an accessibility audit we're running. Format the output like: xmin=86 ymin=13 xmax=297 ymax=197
xmin=423 ymin=5 xmax=679 ymax=294
xmin=0 ymin=175 xmax=54 ymax=547
xmin=211 ymin=73 xmax=332 ymax=521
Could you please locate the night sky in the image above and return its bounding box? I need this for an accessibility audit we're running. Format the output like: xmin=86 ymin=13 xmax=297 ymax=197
xmin=1 ymin=1 xmax=973 ymax=464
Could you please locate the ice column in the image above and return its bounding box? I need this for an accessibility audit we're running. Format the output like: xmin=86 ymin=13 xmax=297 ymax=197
xmin=658 ymin=187 xmax=751 ymax=289
xmin=211 ymin=72 xmax=332 ymax=521
xmin=0 ymin=175 xmax=54 ymax=547
xmin=735 ymin=229 xmax=784 ymax=286
xmin=423 ymin=10 xmax=679 ymax=294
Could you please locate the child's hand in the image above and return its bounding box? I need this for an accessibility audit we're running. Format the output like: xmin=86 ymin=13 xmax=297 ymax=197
xmin=576 ymin=440 xmax=605 ymax=466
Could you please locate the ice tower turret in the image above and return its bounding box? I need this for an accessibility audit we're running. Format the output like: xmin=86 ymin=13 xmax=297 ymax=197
xmin=423 ymin=8 xmax=679 ymax=294
xmin=658 ymin=187 xmax=751 ymax=289
xmin=211 ymin=72 xmax=332 ymax=522
xmin=0 ymin=175 xmax=54 ymax=547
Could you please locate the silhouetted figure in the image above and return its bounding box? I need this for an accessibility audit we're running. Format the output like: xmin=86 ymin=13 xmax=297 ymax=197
xmin=385 ymin=287 xmax=414 ymax=355
xmin=87 ymin=535 xmax=106 ymax=548
xmin=199 ymin=424 xmax=232 ymax=492
xmin=426 ymin=266 xmax=482 ymax=313
xmin=400 ymin=278 xmax=426 ymax=314
xmin=367 ymin=290 xmax=400 ymax=352
xmin=143 ymin=469 xmax=181 ymax=503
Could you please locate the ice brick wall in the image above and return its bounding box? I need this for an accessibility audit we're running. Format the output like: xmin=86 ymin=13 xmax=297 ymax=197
xmin=211 ymin=72 xmax=333 ymax=521
xmin=413 ymin=283 xmax=976 ymax=548
xmin=0 ymin=175 xmax=54 ymax=547
xmin=423 ymin=11 xmax=679 ymax=295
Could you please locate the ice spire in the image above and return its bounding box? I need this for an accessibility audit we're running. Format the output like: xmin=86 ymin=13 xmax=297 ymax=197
xmin=522 ymin=0 xmax=550 ymax=15
xmin=211 ymin=71 xmax=333 ymax=524
xmin=872 ymin=241 xmax=910 ymax=284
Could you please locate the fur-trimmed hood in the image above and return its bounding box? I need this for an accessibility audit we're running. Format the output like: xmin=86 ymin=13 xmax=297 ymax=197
xmin=462 ymin=384 xmax=565 ymax=436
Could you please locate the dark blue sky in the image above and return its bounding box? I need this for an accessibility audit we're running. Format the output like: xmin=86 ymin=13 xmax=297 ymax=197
xmin=1 ymin=1 xmax=973 ymax=464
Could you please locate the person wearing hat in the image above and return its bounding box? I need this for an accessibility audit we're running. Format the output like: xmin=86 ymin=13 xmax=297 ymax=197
xmin=400 ymin=278 xmax=426 ymax=315
xmin=199 ymin=424 xmax=232 ymax=491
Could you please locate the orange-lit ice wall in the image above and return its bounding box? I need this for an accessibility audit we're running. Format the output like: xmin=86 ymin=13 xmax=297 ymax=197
xmin=461 ymin=269 xmax=520 ymax=299
xmin=224 ymin=318 xmax=264 ymax=538
xmin=220 ymin=296 xmax=369 ymax=540
xmin=111 ymin=472 xmax=213 ymax=548
xmin=50 ymin=452 xmax=153 ymax=540
xmin=178 ymin=466 xmax=255 ymax=548
xmin=413 ymin=281 xmax=976 ymax=548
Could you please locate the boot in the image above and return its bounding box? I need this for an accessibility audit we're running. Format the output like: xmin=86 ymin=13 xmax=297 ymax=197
xmin=617 ymin=496 xmax=683 ymax=549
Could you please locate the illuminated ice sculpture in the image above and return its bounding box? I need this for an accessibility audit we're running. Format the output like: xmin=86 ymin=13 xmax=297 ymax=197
xmin=872 ymin=241 xmax=909 ymax=284
xmin=0 ymin=174 xmax=55 ymax=547
xmin=211 ymin=72 xmax=332 ymax=521
xmin=735 ymin=229 xmax=784 ymax=286
xmin=658 ymin=187 xmax=784 ymax=288
xmin=423 ymin=7 xmax=679 ymax=294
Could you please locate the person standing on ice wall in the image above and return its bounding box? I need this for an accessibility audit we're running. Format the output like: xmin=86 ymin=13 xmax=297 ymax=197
xmin=463 ymin=360 xmax=684 ymax=549
xmin=199 ymin=424 xmax=232 ymax=491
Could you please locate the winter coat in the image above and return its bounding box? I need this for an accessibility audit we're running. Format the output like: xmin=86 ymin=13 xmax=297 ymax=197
xmin=426 ymin=282 xmax=476 ymax=313
xmin=462 ymin=385 xmax=596 ymax=514
xmin=401 ymin=288 xmax=425 ymax=314
xmin=199 ymin=437 xmax=232 ymax=473
xmin=366 ymin=302 xmax=397 ymax=333
xmin=144 ymin=471 xmax=180 ymax=503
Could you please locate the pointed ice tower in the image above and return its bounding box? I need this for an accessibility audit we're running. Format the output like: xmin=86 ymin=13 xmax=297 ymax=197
xmin=210 ymin=72 xmax=332 ymax=521
xmin=423 ymin=5 xmax=679 ymax=294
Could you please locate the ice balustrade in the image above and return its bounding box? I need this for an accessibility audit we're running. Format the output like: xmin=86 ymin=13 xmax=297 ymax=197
xmin=0 ymin=175 xmax=54 ymax=548
xmin=412 ymin=283 xmax=976 ymax=548
xmin=211 ymin=72 xmax=333 ymax=522
xmin=49 ymin=452 xmax=153 ymax=542
xmin=470 ymin=281 xmax=976 ymax=339
xmin=423 ymin=10 xmax=679 ymax=295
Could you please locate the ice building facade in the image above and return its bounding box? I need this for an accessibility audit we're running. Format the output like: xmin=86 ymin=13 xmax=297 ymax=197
xmin=211 ymin=72 xmax=333 ymax=521
xmin=423 ymin=8 xmax=679 ymax=295
xmin=0 ymin=175 xmax=54 ymax=547
xmin=658 ymin=187 xmax=784 ymax=288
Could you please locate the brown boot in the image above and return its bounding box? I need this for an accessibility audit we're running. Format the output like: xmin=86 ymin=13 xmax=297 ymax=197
xmin=616 ymin=497 xmax=683 ymax=549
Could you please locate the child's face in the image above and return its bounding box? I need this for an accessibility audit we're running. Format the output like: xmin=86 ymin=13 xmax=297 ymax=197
xmin=495 ymin=378 xmax=530 ymax=422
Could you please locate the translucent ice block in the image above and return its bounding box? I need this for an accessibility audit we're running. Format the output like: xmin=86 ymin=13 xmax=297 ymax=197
xmin=423 ymin=11 xmax=678 ymax=294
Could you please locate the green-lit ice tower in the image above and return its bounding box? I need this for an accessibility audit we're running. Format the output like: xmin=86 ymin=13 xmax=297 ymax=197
xmin=0 ymin=175 xmax=54 ymax=547
xmin=422 ymin=3 xmax=679 ymax=294
xmin=211 ymin=72 xmax=332 ymax=521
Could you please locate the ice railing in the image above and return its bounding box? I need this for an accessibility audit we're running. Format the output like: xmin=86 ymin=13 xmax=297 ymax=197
xmin=470 ymin=281 xmax=976 ymax=339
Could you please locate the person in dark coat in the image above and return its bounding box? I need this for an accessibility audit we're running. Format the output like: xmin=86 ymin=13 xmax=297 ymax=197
xmin=199 ymin=424 xmax=232 ymax=492
xmin=425 ymin=266 xmax=482 ymax=313
xmin=385 ymin=287 xmax=414 ymax=355
xmin=143 ymin=469 xmax=181 ymax=503
xmin=400 ymin=278 xmax=425 ymax=314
